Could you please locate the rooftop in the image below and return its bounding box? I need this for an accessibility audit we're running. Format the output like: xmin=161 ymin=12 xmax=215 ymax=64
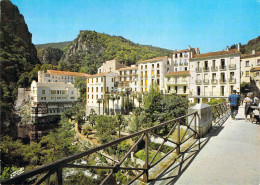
xmin=138 ymin=56 xmax=168 ymax=63
xmin=165 ymin=70 xmax=190 ymax=76
xmin=191 ymin=49 xmax=240 ymax=60
xmin=241 ymin=52 xmax=260 ymax=59
xmin=47 ymin=70 xmax=90 ymax=77
xmin=118 ymin=66 xmax=138 ymax=71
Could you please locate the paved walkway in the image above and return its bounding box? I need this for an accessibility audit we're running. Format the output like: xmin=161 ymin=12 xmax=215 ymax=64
xmin=149 ymin=106 xmax=260 ymax=185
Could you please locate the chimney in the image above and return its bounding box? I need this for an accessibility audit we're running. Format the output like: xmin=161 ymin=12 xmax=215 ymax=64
xmin=238 ymin=43 xmax=241 ymax=51
xmin=188 ymin=45 xmax=191 ymax=50
xmin=226 ymin=46 xmax=230 ymax=51
xmin=252 ymin=50 xmax=255 ymax=54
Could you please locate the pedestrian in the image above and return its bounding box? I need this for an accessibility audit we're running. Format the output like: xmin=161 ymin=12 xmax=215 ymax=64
xmin=228 ymin=90 xmax=240 ymax=120
xmin=244 ymin=92 xmax=254 ymax=122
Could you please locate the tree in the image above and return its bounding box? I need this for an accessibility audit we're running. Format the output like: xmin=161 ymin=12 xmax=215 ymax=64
xmin=130 ymin=93 xmax=137 ymax=108
xmin=105 ymin=94 xmax=110 ymax=115
xmin=137 ymin=95 xmax=142 ymax=108
xmin=111 ymin=95 xmax=116 ymax=115
xmin=95 ymin=116 xmax=116 ymax=143
xmin=115 ymin=114 xmax=124 ymax=138
xmin=97 ymin=98 xmax=102 ymax=115
xmin=125 ymin=88 xmax=131 ymax=113
xmin=102 ymin=98 xmax=106 ymax=116
xmin=120 ymin=91 xmax=125 ymax=114
xmin=240 ymin=82 xmax=251 ymax=94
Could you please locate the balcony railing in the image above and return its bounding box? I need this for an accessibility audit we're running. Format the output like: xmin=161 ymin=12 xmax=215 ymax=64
xmin=179 ymin=62 xmax=183 ymax=66
xmin=219 ymin=66 xmax=226 ymax=71
xmin=203 ymin=67 xmax=210 ymax=72
xmin=211 ymin=79 xmax=218 ymax=84
xmin=229 ymin=64 xmax=236 ymax=70
xmin=195 ymin=67 xmax=202 ymax=73
xmin=196 ymin=79 xmax=202 ymax=84
xmin=229 ymin=78 xmax=236 ymax=84
xmin=174 ymin=62 xmax=178 ymax=66
xmin=219 ymin=79 xmax=226 ymax=84
xmin=203 ymin=79 xmax=209 ymax=85
xmin=211 ymin=66 xmax=218 ymax=71
xmin=166 ymin=81 xmax=176 ymax=85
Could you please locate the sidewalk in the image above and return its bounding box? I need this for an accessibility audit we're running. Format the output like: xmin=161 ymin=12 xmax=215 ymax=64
xmin=149 ymin=106 xmax=260 ymax=185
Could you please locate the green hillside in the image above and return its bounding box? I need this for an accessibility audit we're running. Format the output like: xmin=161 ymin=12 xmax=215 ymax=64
xmin=240 ymin=36 xmax=260 ymax=54
xmin=35 ymin=41 xmax=72 ymax=56
xmin=58 ymin=30 xmax=173 ymax=74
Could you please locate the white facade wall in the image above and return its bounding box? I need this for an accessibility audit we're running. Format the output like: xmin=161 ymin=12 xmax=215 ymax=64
xmin=38 ymin=71 xmax=78 ymax=84
xmin=189 ymin=54 xmax=241 ymax=103
xmin=241 ymin=54 xmax=260 ymax=83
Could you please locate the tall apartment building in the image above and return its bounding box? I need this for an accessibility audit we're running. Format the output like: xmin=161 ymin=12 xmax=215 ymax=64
xmin=189 ymin=47 xmax=241 ymax=103
xmin=137 ymin=56 xmax=168 ymax=93
xmin=86 ymin=72 xmax=120 ymax=115
xmin=117 ymin=65 xmax=138 ymax=92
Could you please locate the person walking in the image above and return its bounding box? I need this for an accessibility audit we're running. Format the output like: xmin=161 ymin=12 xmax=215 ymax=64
xmin=240 ymin=93 xmax=245 ymax=105
xmin=228 ymin=90 xmax=240 ymax=120
xmin=244 ymin=92 xmax=254 ymax=122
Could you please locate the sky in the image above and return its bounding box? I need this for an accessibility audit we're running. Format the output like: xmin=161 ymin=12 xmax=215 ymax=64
xmin=11 ymin=0 xmax=260 ymax=53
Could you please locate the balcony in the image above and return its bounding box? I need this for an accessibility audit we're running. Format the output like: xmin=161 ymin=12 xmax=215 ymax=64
xmin=179 ymin=62 xmax=183 ymax=66
xmin=211 ymin=79 xmax=218 ymax=84
xmin=203 ymin=67 xmax=210 ymax=72
xmin=196 ymin=79 xmax=202 ymax=84
xmin=229 ymin=78 xmax=236 ymax=84
xmin=219 ymin=66 xmax=226 ymax=71
xmin=196 ymin=67 xmax=202 ymax=73
xmin=184 ymin=62 xmax=189 ymax=65
xmin=203 ymin=79 xmax=209 ymax=85
xmin=219 ymin=79 xmax=226 ymax=84
xmin=229 ymin=64 xmax=236 ymax=70
xmin=118 ymin=81 xmax=129 ymax=87
xmin=211 ymin=66 xmax=218 ymax=71
xmin=174 ymin=62 xmax=178 ymax=66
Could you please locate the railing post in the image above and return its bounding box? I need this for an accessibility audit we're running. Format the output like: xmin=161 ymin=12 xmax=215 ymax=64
xmin=143 ymin=132 xmax=149 ymax=183
xmin=176 ymin=121 xmax=180 ymax=155
xmin=56 ymin=167 xmax=63 ymax=185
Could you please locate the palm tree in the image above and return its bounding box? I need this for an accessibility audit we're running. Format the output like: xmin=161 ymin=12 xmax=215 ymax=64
xmin=102 ymin=98 xmax=106 ymax=115
xmin=97 ymin=98 xmax=102 ymax=115
xmin=115 ymin=94 xmax=120 ymax=113
xmin=105 ymin=94 xmax=111 ymax=115
xmin=116 ymin=114 xmax=123 ymax=138
xmin=125 ymin=87 xmax=131 ymax=113
xmin=137 ymin=95 xmax=142 ymax=108
xmin=120 ymin=91 xmax=125 ymax=114
xmin=111 ymin=95 xmax=116 ymax=115
xmin=130 ymin=93 xmax=137 ymax=108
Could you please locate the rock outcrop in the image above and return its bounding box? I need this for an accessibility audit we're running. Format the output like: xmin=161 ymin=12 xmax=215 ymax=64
xmin=39 ymin=47 xmax=63 ymax=65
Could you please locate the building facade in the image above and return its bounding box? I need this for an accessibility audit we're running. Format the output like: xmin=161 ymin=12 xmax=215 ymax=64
xmin=189 ymin=48 xmax=241 ymax=103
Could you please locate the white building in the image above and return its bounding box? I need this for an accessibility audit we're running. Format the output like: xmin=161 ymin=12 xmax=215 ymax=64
xmin=38 ymin=70 xmax=89 ymax=84
xmin=30 ymin=80 xmax=80 ymax=123
xmin=189 ymin=48 xmax=241 ymax=103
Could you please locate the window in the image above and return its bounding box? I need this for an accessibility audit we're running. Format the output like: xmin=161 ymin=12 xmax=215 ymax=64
xmin=101 ymin=87 xmax=103 ymax=92
xmin=71 ymin=97 xmax=75 ymax=99
xmin=97 ymin=78 xmax=99 ymax=82
xmin=157 ymin=63 xmax=159 ymax=68
xmin=51 ymin=90 xmax=56 ymax=94
xmin=135 ymin=81 xmax=137 ymax=85
xmin=111 ymin=78 xmax=114 ymax=82
xmin=185 ymin=67 xmax=188 ymax=71
xmin=141 ymin=65 xmax=143 ymax=70
xmin=184 ymin=86 xmax=187 ymax=93
xmin=152 ymin=64 xmax=154 ymax=68
xmin=45 ymin=74 xmax=50 ymax=77
xmin=92 ymin=87 xmax=93 ymax=92
xmin=88 ymin=79 xmax=89 ymax=83
xmin=42 ymin=90 xmax=45 ymax=94
xmin=92 ymin=95 xmax=93 ymax=99
xmin=96 ymin=95 xmax=98 ymax=99
xmin=101 ymin=77 xmax=103 ymax=82
xmin=246 ymin=71 xmax=250 ymax=76
xmin=257 ymin=59 xmax=260 ymax=66
xmin=145 ymin=65 xmax=147 ymax=69
xmin=92 ymin=78 xmax=93 ymax=83
xmin=180 ymin=53 xmax=183 ymax=57
xmin=246 ymin=61 xmax=250 ymax=67
xmin=71 ymin=90 xmax=74 ymax=94
xmin=96 ymin=87 xmax=98 ymax=92
xmin=175 ymin=68 xmax=177 ymax=71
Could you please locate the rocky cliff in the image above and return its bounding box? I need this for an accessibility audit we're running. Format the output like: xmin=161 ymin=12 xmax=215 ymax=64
xmin=0 ymin=0 xmax=40 ymax=125
xmin=38 ymin=47 xmax=63 ymax=65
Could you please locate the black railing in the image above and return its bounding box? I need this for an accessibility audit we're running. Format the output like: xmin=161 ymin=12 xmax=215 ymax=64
xmin=2 ymin=102 xmax=229 ymax=185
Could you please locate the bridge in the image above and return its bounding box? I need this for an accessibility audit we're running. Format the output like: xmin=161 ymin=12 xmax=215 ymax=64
xmin=2 ymin=102 xmax=260 ymax=185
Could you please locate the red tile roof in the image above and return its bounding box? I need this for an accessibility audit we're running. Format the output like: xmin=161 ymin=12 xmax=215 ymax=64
xmin=191 ymin=49 xmax=240 ymax=60
xmin=47 ymin=70 xmax=90 ymax=77
xmin=172 ymin=49 xmax=191 ymax=54
xmin=138 ymin=56 xmax=168 ymax=63
xmin=165 ymin=71 xmax=190 ymax=76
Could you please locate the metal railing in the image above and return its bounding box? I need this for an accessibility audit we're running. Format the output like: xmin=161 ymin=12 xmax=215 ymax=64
xmin=3 ymin=112 xmax=200 ymax=185
xmin=212 ymin=102 xmax=229 ymax=126
xmin=3 ymin=103 xmax=230 ymax=185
